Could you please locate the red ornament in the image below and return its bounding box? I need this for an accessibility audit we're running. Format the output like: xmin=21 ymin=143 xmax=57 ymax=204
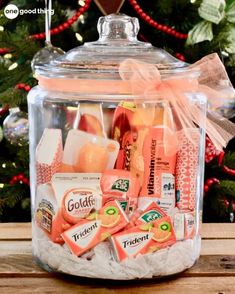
xmin=15 ymin=83 xmax=31 ymax=92
xmin=9 ymin=173 xmax=30 ymax=186
xmin=0 ymin=105 xmax=9 ymax=116
xmin=204 ymin=177 xmax=220 ymax=194
xmin=204 ymin=185 xmax=209 ymax=193
xmin=128 ymin=0 xmax=188 ymax=39
xmin=0 ymin=48 xmax=11 ymax=55
xmin=30 ymin=0 xmax=92 ymax=40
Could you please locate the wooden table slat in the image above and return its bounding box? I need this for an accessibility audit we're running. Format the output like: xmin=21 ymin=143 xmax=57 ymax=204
xmin=0 ymin=277 xmax=235 ymax=294
xmin=0 ymin=222 xmax=31 ymax=240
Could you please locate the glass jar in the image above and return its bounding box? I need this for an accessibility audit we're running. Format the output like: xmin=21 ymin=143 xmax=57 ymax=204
xmin=28 ymin=14 xmax=206 ymax=280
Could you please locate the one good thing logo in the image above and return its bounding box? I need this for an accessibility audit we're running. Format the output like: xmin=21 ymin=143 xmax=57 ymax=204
xmin=4 ymin=4 xmax=19 ymax=19
xmin=4 ymin=4 xmax=54 ymax=19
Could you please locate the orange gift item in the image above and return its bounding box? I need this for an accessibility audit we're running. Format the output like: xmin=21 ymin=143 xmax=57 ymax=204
xmin=61 ymin=200 xmax=129 ymax=256
xmin=100 ymin=169 xmax=140 ymax=214
xmin=128 ymin=202 xmax=166 ymax=228
xmin=111 ymin=216 xmax=176 ymax=261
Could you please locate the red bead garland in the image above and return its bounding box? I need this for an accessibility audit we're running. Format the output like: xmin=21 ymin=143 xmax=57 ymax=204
xmin=128 ymin=0 xmax=188 ymax=39
xmin=175 ymin=53 xmax=186 ymax=62
xmin=9 ymin=173 xmax=30 ymax=186
xmin=30 ymin=0 xmax=92 ymax=40
xmin=204 ymin=177 xmax=220 ymax=193
xmin=15 ymin=83 xmax=31 ymax=92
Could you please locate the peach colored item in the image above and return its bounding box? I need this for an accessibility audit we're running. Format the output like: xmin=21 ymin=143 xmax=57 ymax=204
xmin=119 ymin=57 xmax=233 ymax=151
xmin=36 ymin=128 xmax=63 ymax=185
xmin=139 ymin=127 xmax=177 ymax=213
xmin=175 ymin=129 xmax=200 ymax=211
xmin=77 ymin=103 xmax=106 ymax=137
xmin=100 ymin=169 xmax=140 ymax=214
xmin=61 ymin=200 xmax=129 ymax=256
xmin=62 ymin=129 xmax=119 ymax=173
xmin=52 ymin=173 xmax=102 ymax=224
xmin=112 ymin=102 xmax=135 ymax=170
xmin=111 ymin=215 xmax=176 ymax=261
xmin=130 ymin=202 xmax=166 ymax=227
xmin=35 ymin=183 xmax=70 ymax=244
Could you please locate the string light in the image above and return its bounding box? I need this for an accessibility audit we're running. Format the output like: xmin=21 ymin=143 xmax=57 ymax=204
xmin=75 ymin=32 xmax=83 ymax=42
xmin=0 ymin=26 xmax=4 ymax=32
xmin=2 ymin=163 xmax=6 ymax=168
xmin=78 ymin=0 xmax=85 ymax=6
xmin=8 ymin=62 xmax=18 ymax=71
xmin=0 ymin=184 xmax=4 ymax=188
xmin=4 ymin=53 xmax=12 ymax=59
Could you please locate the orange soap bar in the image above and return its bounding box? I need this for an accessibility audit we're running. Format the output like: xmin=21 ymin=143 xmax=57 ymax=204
xmin=111 ymin=216 xmax=176 ymax=261
xmin=61 ymin=200 xmax=129 ymax=256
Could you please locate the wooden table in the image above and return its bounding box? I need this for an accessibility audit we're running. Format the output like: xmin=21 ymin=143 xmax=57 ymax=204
xmin=0 ymin=223 xmax=235 ymax=293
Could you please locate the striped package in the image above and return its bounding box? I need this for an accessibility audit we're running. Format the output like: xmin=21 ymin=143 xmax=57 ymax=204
xmin=36 ymin=128 xmax=63 ymax=185
xmin=175 ymin=129 xmax=200 ymax=211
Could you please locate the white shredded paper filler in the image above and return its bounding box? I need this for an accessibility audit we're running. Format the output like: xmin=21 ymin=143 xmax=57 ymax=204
xmin=32 ymin=224 xmax=201 ymax=280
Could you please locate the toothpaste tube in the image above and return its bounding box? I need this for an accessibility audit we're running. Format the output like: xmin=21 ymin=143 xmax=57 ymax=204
xmin=184 ymin=211 xmax=196 ymax=239
xmin=100 ymin=169 xmax=140 ymax=214
xmin=51 ymin=173 xmax=103 ymax=224
xmin=173 ymin=211 xmax=196 ymax=240
xmin=111 ymin=216 xmax=176 ymax=261
xmin=61 ymin=200 xmax=129 ymax=256
xmin=35 ymin=183 xmax=71 ymax=244
xmin=138 ymin=127 xmax=177 ymax=214
xmin=175 ymin=129 xmax=200 ymax=211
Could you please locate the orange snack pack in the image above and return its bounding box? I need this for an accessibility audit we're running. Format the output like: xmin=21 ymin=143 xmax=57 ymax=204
xmin=61 ymin=200 xmax=129 ymax=256
xmin=100 ymin=169 xmax=140 ymax=214
xmin=51 ymin=173 xmax=103 ymax=224
xmin=111 ymin=216 xmax=176 ymax=261
xmin=62 ymin=129 xmax=119 ymax=173
xmin=35 ymin=183 xmax=71 ymax=244
xmin=139 ymin=127 xmax=177 ymax=213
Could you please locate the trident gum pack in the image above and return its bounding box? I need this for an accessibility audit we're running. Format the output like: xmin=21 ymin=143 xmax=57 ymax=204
xmin=61 ymin=200 xmax=129 ymax=256
xmin=111 ymin=215 xmax=176 ymax=261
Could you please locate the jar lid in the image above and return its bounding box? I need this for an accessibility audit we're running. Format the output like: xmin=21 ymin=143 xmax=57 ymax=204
xmin=36 ymin=13 xmax=188 ymax=80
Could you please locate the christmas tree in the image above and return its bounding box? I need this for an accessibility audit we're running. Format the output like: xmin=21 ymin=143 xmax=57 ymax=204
xmin=0 ymin=0 xmax=234 ymax=222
